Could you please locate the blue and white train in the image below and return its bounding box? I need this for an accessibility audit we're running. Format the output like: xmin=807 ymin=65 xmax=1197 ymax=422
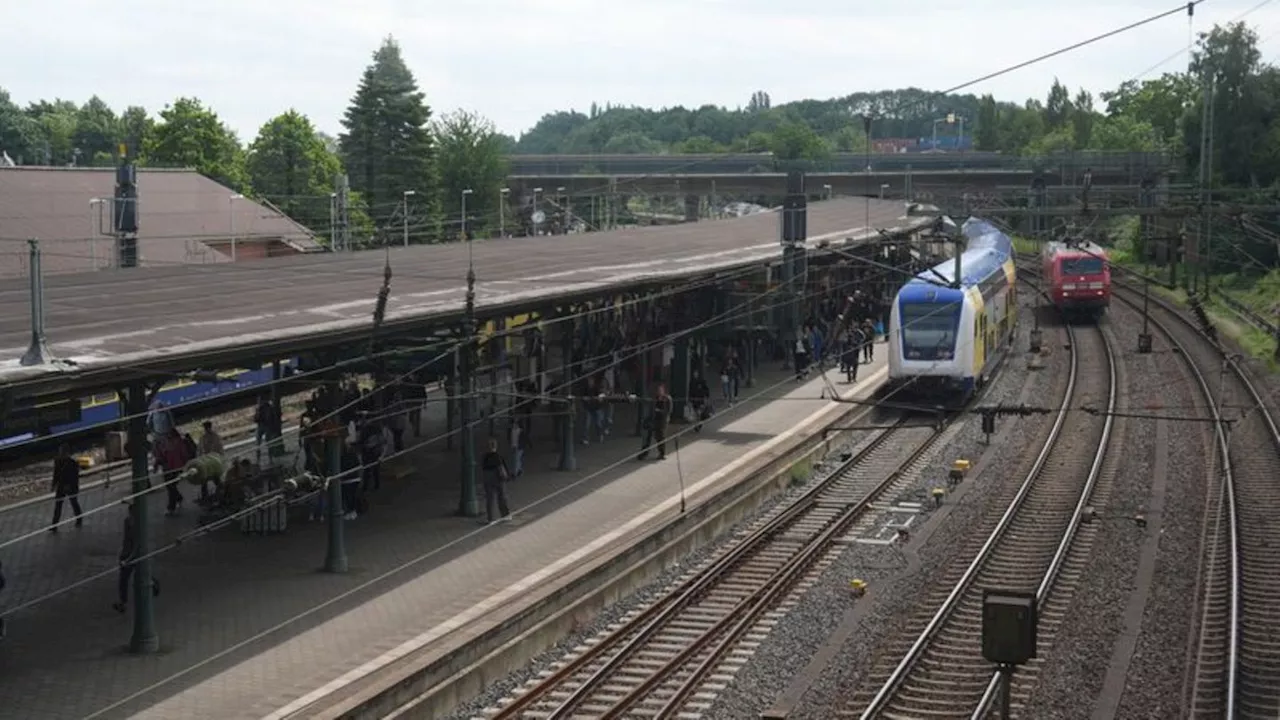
xmin=887 ymin=218 xmax=1017 ymax=401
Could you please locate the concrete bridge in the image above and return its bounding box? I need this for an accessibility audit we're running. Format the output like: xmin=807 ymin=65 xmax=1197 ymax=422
xmin=502 ymin=151 xmax=1177 ymax=226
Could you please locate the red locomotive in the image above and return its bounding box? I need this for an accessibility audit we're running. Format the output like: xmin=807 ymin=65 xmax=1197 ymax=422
xmin=1041 ymin=239 xmax=1110 ymax=314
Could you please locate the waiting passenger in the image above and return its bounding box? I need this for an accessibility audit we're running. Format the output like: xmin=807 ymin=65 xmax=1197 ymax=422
xmin=480 ymin=437 xmax=511 ymax=524
xmin=199 ymin=420 xmax=224 ymax=456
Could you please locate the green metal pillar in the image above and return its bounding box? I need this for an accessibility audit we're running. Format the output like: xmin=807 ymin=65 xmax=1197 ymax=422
xmin=323 ymin=382 xmax=347 ymax=573
xmin=635 ymin=328 xmax=650 ymax=436
xmin=558 ymin=310 xmax=577 ymax=471
xmin=125 ymin=382 xmax=158 ymax=653
xmin=670 ymin=337 xmax=690 ymax=421
xmin=458 ymin=269 xmax=480 ymax=517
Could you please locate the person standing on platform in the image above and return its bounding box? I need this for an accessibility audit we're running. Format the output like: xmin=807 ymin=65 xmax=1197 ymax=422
xmin=480 ymin=437 xmax=511 ymax=524
xmin=720 ymin=354 xmax=741 ymax=406
xmin=638 ymin=384 xmax=673 ymax=461
xmin=846 ymin=324 xmax=866 ymax=383
xmin=254 ymin=396 xmax=273 ymax=457
xmin=155 ymin=428 xmax=188 ymax=516
xmin=112 ymin=508 xmax=159 ymax=614
xmin=199 ymin=420 xmax=224 ymax=455
xmin=49 ymin=444 xmax=84 ymax=531
xmin=862 ymin=318 xmax=877 ymax=363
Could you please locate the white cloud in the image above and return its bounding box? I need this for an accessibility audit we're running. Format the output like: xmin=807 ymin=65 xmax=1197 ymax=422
xmin=4 ymin=0 xmax=1279 ymax=141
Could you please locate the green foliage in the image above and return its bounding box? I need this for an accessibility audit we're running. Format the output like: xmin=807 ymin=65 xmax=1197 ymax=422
xmin=246 ymin=110 xmax=345 ymax=239
xmin=148 ymin=97 xmax=246 ymax=189
xmin=434 ymin=109 xmax=510 ymax=238
xmin=339 ymin=36 xmax=440 ymax=239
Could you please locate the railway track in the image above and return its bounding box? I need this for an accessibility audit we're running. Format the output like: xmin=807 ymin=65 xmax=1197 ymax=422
xmin=482 ymin=414 xmax=953 ymax=720
xmin=1112 ymin=281 xmax=1280 ymax=719
xmin=846 ymin=319 xmax=1117 ymax=719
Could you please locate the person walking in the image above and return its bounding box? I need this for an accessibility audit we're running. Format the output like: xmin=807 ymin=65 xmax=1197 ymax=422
xmin=50 ymin=444 xmax=84 ymax=531
xmin=480 ymin=437 xmax=512 ymax=524
xmin=862 ymin=318 xmax=876 ymax=363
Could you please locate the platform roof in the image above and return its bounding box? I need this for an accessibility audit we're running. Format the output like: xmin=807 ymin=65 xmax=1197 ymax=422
xmin=0 ymin=198 xmax=930 ymax=398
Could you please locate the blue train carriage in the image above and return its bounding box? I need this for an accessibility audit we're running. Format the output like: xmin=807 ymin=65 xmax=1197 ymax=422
xmin=886 ymin=218 xmax=1017 ymax=402
xmin=0 ymin=361 xmax=295 ymax=448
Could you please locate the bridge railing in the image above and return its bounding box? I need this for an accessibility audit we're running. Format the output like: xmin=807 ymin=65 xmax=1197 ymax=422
xmin=507 ymin=151 xmax=1177 ymax=178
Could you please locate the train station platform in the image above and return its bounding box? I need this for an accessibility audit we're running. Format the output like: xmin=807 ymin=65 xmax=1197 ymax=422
xmin=0 ymin=353 xmax=890 ymax=719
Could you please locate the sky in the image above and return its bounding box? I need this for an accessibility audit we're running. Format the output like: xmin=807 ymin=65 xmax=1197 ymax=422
xmin=5 ymin=0 xmax=1280 ymax=143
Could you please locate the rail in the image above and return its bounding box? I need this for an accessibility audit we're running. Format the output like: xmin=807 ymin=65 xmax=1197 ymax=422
xmin=859 ymin=318 xmax=1116 ymax=718
xmin=491 ymin=416 xmax=947 ymax=719
xmin=1107 ymin=280 xmax=1280 ymax=718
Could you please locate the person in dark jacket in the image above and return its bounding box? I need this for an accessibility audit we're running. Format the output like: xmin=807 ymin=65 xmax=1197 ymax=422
xmin=861 ymin=318 xmax=877 ymax=362
xmin=50 ymin=444 xmax=83 ymax=531
xmin=112 ymin=509 xmax=159 ymax=614
xmin=638 ymin=384 xmax=673 ymax=460
xmin=688 ymin=372 xmax=711 ymax=433
xmin=479 ymin=437 xmax=511 ymax=524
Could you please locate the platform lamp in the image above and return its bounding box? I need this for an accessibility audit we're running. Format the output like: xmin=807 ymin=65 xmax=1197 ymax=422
xmin=533 ymin=187 xmax=543 ymax=235
xmin=402 ymin=189 xmax=416 ymax=247
xmin=228 ymin=193 xmax=244 ymax=261
xmin=499 ymin=187 xmax=510 ymax=237
xmin=556 ymin=185 xmax=567 ymax=233
xmin=461 ymin=188 xmax=473 ymax=242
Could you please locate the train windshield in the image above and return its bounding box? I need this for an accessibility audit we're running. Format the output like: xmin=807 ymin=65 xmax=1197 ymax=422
xmin=1061 ymin=257 xmax=1105 ymax=275
xmin=900 ymin=302 xmax=962 ymax=360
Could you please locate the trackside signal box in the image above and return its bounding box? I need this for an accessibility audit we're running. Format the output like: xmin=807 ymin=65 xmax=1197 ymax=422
xmin=982 ymin=589 xmax=1038 ymax=665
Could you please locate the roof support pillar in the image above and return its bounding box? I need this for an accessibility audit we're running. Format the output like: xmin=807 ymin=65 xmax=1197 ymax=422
xmin=124 ymin=382 xmax=159 ymax=653
xmin=20 ymin=239 xmax=54 ymax=367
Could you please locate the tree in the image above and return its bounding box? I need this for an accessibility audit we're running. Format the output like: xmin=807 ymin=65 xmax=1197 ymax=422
xmin=25 ymin=99 xmax=79 ymax=165
xmin=339 ymin=36 xmax=439 ymax=238
xmin=1044 ymin=79 xmax=1073 ymax=130
xmin=747 ymin=91 xmax=772 ymax=113
xmin=434 ymin=109 xmax=510 ymax=238
xmin=769 ymin=121 xmax=830 ymax=161
xmin=975 ymin=94 xmax=1000 ymax=151
xmin=0 ymin=88 xmax=42 ymax=164
xmin=246 ymin=110 xmax=344 ymax=235
xmin=1090 ymin=114 xmax=1160 ymax=152
xmin=1100 ymin=74 xmax=1194 ymax=144
xmin=73 ymin=96 xmax=120 ymax=166
xmin=1071 ymin=89 xmax=1095 ymax=149
xmin=120 ymin=106 xmax=153 ymax=162
xmin=148 ymin=97 xmax=246 ymax=188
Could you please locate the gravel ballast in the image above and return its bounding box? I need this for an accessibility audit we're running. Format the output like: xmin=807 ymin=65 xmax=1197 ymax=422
xmin=713 ymin=300 xmax=1074 ymax=720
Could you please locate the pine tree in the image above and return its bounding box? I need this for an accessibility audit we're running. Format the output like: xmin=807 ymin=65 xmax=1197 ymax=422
xmin=339 ymin=36 xmax=439 ymax=241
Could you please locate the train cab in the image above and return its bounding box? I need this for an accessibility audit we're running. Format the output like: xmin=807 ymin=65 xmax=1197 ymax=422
xmin=1042 ymin=240 xmax=1110 ymax=314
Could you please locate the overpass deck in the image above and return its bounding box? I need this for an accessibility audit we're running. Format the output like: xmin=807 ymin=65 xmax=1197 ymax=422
xmin=0 ymin=197 xmax=926 ymax=398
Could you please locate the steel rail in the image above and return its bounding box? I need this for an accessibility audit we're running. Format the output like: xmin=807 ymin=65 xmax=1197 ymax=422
xmin=858 ymin=317 xmax=1111 ymax=719
xmin=491 ymin=416 xmax=917 ymax=720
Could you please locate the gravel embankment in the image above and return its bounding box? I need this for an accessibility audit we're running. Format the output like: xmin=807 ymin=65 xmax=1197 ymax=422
xmin=1010 ymin=306 xmax=1206 ymax=718
xmin=1105 ymin=300 xmax=1217 ymax=719
xmin=712 ymin=301 xmax=1073 ymax=719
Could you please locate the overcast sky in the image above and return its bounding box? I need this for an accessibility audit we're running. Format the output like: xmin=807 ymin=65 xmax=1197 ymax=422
xmin=5 ymin=0 xmax=1280 ymax=142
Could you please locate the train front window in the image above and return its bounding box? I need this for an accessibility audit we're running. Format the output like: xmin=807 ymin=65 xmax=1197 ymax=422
xmin=900 ymin=302 xmax=961 ymax=360
xmin=1062 ymin=257 xmax=1104 ymax=275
